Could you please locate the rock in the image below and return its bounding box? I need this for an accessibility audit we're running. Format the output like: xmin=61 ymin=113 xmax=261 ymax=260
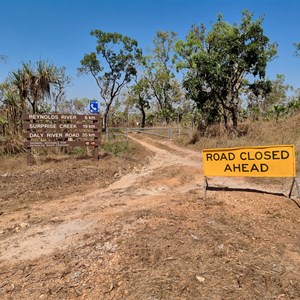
xmin=191 ymin=234 xmax=199 ymax=240
xmin=113 ymin=172 xmax=120 ymax=178
xmin=19 ymin=222 xmax=29 ymax=228
xmin=195 ymin=275 xmax=205 ymax=283
xmin=218 ymin=243 xmax=224 ymax=250
xmin=103 ymin=242 xmax=117 ymax=253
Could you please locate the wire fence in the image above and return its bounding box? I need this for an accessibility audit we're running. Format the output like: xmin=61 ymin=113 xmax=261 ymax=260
xmin=105 ymin=126 xmax=193 ymax=142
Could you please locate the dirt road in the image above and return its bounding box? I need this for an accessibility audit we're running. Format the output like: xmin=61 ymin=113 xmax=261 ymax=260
xmin=0 ymin=134 xmax=299 ymax=299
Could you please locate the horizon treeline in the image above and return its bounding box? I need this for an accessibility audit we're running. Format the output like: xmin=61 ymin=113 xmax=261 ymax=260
xmin=1 ymin=10 xmax=300 ymax=139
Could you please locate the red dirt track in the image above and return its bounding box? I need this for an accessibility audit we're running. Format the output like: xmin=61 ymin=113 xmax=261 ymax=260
xmin=0 ymin=134 xmax=299 ymax=299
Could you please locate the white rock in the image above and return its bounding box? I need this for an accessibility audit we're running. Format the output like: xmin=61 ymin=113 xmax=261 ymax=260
xmin=196 ymin=275 xmax=205 ymax=283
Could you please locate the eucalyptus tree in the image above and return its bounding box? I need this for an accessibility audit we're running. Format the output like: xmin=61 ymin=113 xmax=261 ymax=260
xmin=127 ymin=77 xmax=151 ymax=128
xmin=246 ymin=79 xmax=272 ymax=120
xmin=175 ymin=10 xmax=277 ymax=132
xmin=145 ymin=31 xmax=182 ymax=123
xmin=247 ymin=74 xmax=294 ymax=120
xmin=57 ymin=97 xmax=90 ymax=114
xmin=294 ymin=42 xmax=300 ymax=58
xmin=78 ymin=30 xmax=142 ymax=131
xmin=51 ymin=67 xmax=72 ymax=113
xmin=264 ymin=74 xmax=292 ymax=110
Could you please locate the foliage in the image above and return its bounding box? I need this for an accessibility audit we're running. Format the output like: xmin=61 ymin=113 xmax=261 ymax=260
xmin=0 ymin=60 xmax=70 ymax=146
xmin=9 ymin=61 xmax=61 ymax=114
xmin=51 ymin=67 xmax=72 ymax=113
xmin=1 ymin=13 xmax=299 ymax=149
xmin=127 ymin=77 xmax=151 ymax=127
xmin=175 ymin=10 xmax=277 ymax=133
xmin=144 ymin=31 xmax=182 ymax=123
xmin=264 ymin=74 xmax=291 ymax=108
xmin=247 ymin=79 xmax=273 ymax=120
xmin=247 ymin=74 xmax=297 ymax=120
xmin=78 ymin=30 xmax=142 ymax=131
xmin=108 ymin=96 xmax=129 ymax=127
xmin=0 ymin=81 xmax=22 ymax=134
xmin=294 ymin=42 xmax=300 ymax=58
xmin=0 ymin=133 xmax=25 ymax=155
xmin=57 ymin=97 xmax=90 ymax=114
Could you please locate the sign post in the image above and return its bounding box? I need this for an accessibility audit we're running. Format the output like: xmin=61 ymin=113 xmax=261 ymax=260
xmin=288 ymin=178 xmax=300 ymax=198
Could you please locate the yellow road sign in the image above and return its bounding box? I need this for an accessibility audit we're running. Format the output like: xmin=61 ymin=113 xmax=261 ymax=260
xmin=202 ymin=145 xmax=296 ymax=177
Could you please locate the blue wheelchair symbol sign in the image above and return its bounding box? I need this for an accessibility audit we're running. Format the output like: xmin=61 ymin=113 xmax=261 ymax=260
xmin=90 ymin=100 xmax=99 ymax=113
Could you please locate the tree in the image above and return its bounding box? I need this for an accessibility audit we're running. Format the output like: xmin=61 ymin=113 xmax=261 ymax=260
xmin=175 ymin=10 xmax=277 ymax=132
xmin=247 ymin=79 xmax=272 ymax=120
xmin=9 ymin=61 xmax=61 ymax=113
xmin=127 ymin=77 xmax=151 ymax=128
xmin=247 ymin=74 xmax=293 ymax=120
xmin=145 ymin=31 xmax=182 ymax=123
xmin=287 ymin=88 xmax=300 ymax=115
xmin=57 ymin=97 xmax=90 ymax=114
xmin=264 ymin=74 xmax=292 ymax=110
xmin=294 ymin=42 xmax=300 ymax=58
xmin=78 ymin=30 xmax=142 ymax=131
xmin=51 ymin=67 xmax=72 ymax=113
xmin=0 ymin=81 xmax=21 ymax=135
xmin=108 ymin=95 xmax=130 ymax=127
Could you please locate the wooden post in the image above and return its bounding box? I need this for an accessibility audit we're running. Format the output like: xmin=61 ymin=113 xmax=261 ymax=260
xmin=27 ymin=147 xmax=32 ymax=166
xmin=93 ymin=118 xmax=99 ymax=160
xmin=23 ymin=114 xmax=32 ymax=166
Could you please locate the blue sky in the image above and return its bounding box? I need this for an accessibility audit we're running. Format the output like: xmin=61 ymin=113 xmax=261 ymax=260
xmin=0 ymin=0 xmax=299 ymax=101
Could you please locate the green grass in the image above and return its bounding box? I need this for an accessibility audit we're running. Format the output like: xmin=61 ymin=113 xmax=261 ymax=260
xmin=103 ymin=140 xmax=133 ymax=156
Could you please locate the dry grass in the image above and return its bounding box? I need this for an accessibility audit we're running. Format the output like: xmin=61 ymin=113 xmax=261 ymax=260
xmin=182 ymin=112 xmax=300 ymax=172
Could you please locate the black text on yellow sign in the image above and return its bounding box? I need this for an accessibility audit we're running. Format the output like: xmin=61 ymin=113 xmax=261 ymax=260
xmin=202 ymin=145 xmax=296 ymax=177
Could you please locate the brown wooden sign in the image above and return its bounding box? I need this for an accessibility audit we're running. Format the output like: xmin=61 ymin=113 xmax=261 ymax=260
xmin=23 ymin=132 xmax=100 ymax=139
xmin=23 ymin=123 xmax=99 ymax=130
xmin=23 ymin=113 xmax=101 ymax=121
xmin=23 ymin=113 xmax=102 ymax=165
xmin=24 ymin=140 xmax=100 ymax=147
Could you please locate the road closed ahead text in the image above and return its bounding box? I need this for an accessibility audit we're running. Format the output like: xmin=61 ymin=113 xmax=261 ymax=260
xmin=202 ymin=145 xmax=296 ymax=177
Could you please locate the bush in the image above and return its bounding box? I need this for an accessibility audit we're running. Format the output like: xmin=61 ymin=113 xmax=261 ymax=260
xmin=103 ymin=140 xmax=133 ymax=156
xmin=0 ymin=134 xmax=25 ymax=155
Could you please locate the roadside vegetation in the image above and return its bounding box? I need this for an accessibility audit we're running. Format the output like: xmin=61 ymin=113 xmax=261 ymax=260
xmin=0 ymin=10 xmax=299 ymax=158
xmin=176 ymin=110 xmax=300 ymax=172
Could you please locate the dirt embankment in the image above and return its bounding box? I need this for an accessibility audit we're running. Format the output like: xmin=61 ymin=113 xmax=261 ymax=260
xmin=0 ymin=134 xmax=299 ymax=300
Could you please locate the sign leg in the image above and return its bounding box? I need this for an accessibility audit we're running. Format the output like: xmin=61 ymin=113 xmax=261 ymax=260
xmin=288 ymin=178 xmax=296 ymax=198
xmin=295 ymin=179 xmax=300 ymax=198
xmin=204 ymin=176 xmax=208 ymax=199
xmin=94 ymin=146 xmax=99 ymax=160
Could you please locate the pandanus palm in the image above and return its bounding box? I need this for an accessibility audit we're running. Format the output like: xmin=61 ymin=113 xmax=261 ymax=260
xmin=10 ymin=69 xmax=27 ymax=112
xmin=10 ymin=61 xmax=59 ymax=114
